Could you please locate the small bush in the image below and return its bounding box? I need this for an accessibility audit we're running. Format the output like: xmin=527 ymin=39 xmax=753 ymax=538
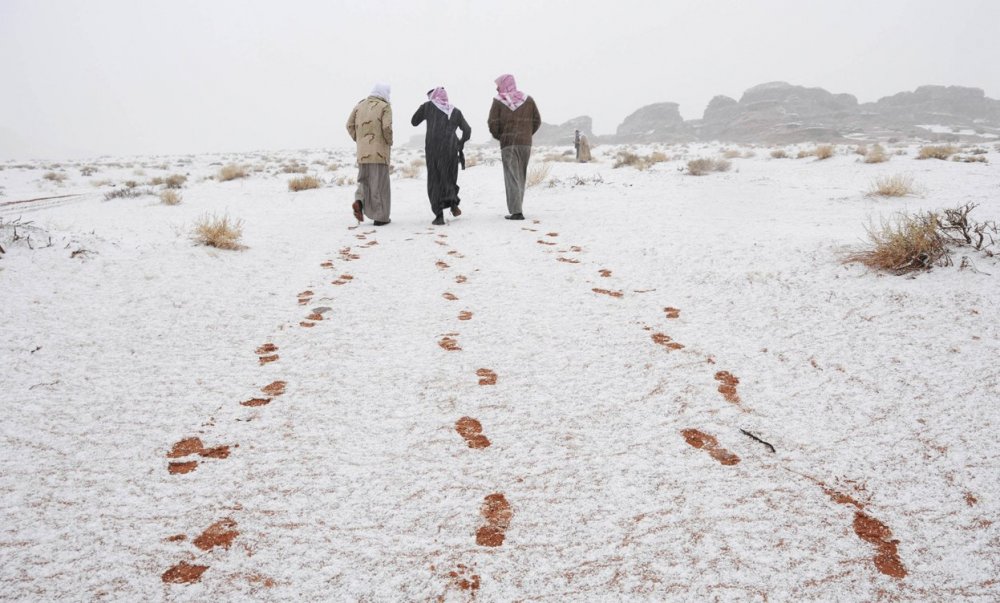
xmin=952 ymin=155 xmax=988 ymax=163
xmin=80 ymin=166 xmax=98 ymax=176
xmin=917 ymin=145 xmax=956 ymax=160
xmin=867 ymin=174 xmax=916 ymax=197
xmin=149 ymin=176 xmax=165 ymax=186
xmin=612 ymin=151 xmax=668 ymax=170
xmin=686 ymin=158 xmax=731 ymax=176
xmin=164 ymin=174 xmax=187 ymax=189
xmin=796 ymin=149 xmax=814 ymax=159
xmin=104 ymin=186 xmax=152 ymax=200
xmin=854 ymin=145 xmax=868 ymax=156
xmin=282 ymin=163 xmax=308 ymax=174
xmin=218 ymin=164 xmax=248 ymax=181
xmin=844 ymin=212 xmax=947 ymax=273
xmin=193 ymin=213 xmax=245 ymax=250
xmin=334 ymin=175 xmax=356 ymax=187
xmin=814 ymin=145 xmax=835 ymax=160
xmin=648 ymin=151 xmax=670 ymax=163
xmin=771 ymin=149 xmax=788 ymax=159
xmin=863 ymin=144 xmax=889 ymax=164
xmin=43 ymin=171 xmax=67 ymax=182
xmin=90 ymin=179 xmax=112 ymax=187
xmin=722 ymin=149 xmax=742 ymax=159
xmin=526 ymin=162 xmax=552 ymax=187
xmin=288 ymin=175 xmax=321 ymax=191
xmin=160 ymin=190 xmax=182 ymax=205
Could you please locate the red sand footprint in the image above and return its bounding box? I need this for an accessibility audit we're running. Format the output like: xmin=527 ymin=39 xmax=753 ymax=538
xmin=537 ymin=240 xmax=556 ymax=246
xmin=546 ymin=232 xmax=559 ymax=237
xmin=854 ymin=512 xmax=907 ymax=579
xmin=455 ymin=417 xmax=491 ymax=449
xmin=455 ymin=275 xmax=467 ymax=284
xmin=300 ymin=321 xmax=315 ymax=328
xmin=680 ymin=429 xmax=740 ymax=465
xmin=194 ymin=518 xmax=239 ymax=551
xmin=593 ymin=288 xmax=623 ymax=298
xmin=439 ymin=336 xmax=461 ymax=351
xmin=297 ymin=291 xmax=314 ymax=305
xmin=599 ymin=269 xmax=612 ymax=277
xmin=664 ymin=307 xmax=681 ymax=319
xmin=714 ymin=371 xmax=741 ymax=403
xmin=261 ymin=381 xmax=286 ymax=396
xmin=166 ymin=438 xmax=231 ymax=473
xmin=256 ymin=343 xmax=279 ymax=365
xmin=162 ymin=561 xmax=209 ymax=584
xmin=557 ymin=257 xmax=580 ymax=264
xmin=436 ymin=261 xmax=450 ymax=270
xmin=442 ymin=292 xmax=458 ymax=301
xmin=476 ymin=368 xmax=497 ymax=385
xmin=447 ymin=564 xmax=481 ymax=594
xmin=652 ymin=332 xmax=685 ymax=351
xmin=458 ymin=311 xmax=473 ymax=321
xmin=476 ymin=493 xmax=513 ymax=547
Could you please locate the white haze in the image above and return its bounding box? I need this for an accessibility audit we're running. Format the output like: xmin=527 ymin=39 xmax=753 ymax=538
xmin=1 ymin=0 xmax=998 ymax=158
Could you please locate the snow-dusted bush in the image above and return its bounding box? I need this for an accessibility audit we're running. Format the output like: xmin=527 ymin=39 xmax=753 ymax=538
xmin=867 ymin=174 xmax=915 ymax=197
xmin=526 ymin=162 xmax=552 ymax=187
xmin=686 ymin=158 xmax=731 ymax=176
xmin=192 ymin=213 xmax=244 ymax=250
xmin=863 ymin=144 xmax=889 ymax=164
xmin=217 ymin=164 xmax=248 ymax=181
xmin=159 ymin=190 xmax=182 ymax=205
xmin=845 ymin=212 xmax=946 ymax=273
xmin=288 ymin=175 xmax=321 ymax=192
xmin=814 ymin=145 xmax=835 ymax=160
xmin=917 ymin=145 xmax=956 ymax=160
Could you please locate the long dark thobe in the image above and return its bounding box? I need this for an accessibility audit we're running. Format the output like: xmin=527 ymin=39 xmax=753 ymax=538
xmin=411 ymin=102 xmax=472 ymax=216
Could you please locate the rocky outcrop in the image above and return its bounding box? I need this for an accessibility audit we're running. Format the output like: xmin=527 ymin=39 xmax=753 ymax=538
xmin=533 ymin=116 xmax=595 ymax=146
xmin=600 ymin=82 xmax=1000 ymax=144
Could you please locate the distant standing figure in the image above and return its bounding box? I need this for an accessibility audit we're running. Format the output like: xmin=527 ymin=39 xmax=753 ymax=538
xmin=346 ymin=83 xmax=393 ymax=226
xmin=488 ymin=74 xmax=541 ymax=220
xmin=578 ymin=133 xmax=592 ymax=162
xmin=574 ymin=129 xmax=581 ymax=159
xmin=411 ymin=87 xmax=472 ymax=225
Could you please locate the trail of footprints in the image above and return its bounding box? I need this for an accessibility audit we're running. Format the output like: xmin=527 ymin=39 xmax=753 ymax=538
xmin=524 ymin=224 xmax=908 ymax=581
xmin=161 ymin=234 xmax=378 ymax=586
xmin=430 ymin=231 xmax=513 ymax=564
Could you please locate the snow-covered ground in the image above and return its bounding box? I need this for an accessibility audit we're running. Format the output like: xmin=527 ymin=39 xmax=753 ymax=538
xmin=2 ymin=142 xmax=999 ymax=601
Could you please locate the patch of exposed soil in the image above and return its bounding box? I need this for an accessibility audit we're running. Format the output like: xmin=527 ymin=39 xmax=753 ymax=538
xmin=592 ymin=288 xmax=623 ymax=298
xmin=297 ymin=291 xmax=313 ymax=305
xmin=439 ymin=337 xmax=461 ymax=351
xmin=664 ymin=307 xmax=681 ymax=319
xmin=476 ymin=368 xmax=497 ymax=385
xmin=193 ymin=518 xmax=239 ymax=551
xmin=447 ymin=250 xmax=464 ymax=257
xmin=320 ymin=261 xmax=334 ymax=268
xmin=456 ymin=416 xmax=491 ymax=449
xmin=199 ymin=446 xmax=230 ymax=459
xmin=168 ymin=461 xmax=198 ymax=475
xmin=599 ymin=269 xmax=612 ymax=277
xmin=714 ymin=371 xmax=741 ymax=403
xmin=680 ymin=429 xmax=740 ymax=465
xmin=570 ymin=245 xmax=582 ymax=252
xmin=306 ymin=313 xmax=323 ymax=321
xmin=546 ymin=232 xmax=559 ymax=237
xmin=853 ymin=512 xmax=907 ymax=579
xmin=241 ymin=398 xmax=271 ymax=407
xmin=476 ymin=493 xmax=513 ymax=547
xmin=455 ymin=275 xmax=467 ymax=284
xmin=261 ymin=381 xmax=286 ymax=396
xmin=162 ymin=562 xmax=208 ymax=584
xmin=651 ymin=332 xmax=684 ymax=350
xmin=458 ymin=311 xmax=473 ymax=321
xmin=259 ymin=354 xmax=279 ymax=365
xmin=256 ymin=343 xmax=278 ymax=355
xmin=537 ymin=240 xmax=556 ymax=246
xmin=556 ymin=257 xmax=579 ymax=264
xmin=300 ymin=321 xmax=315 ymax=328
xmin=448 ymin=564 xmax=481 ymax=593
xmin=443 ymin=292 xmax=458 ymax=301
xmin=965 ymin=492 xmax=978 ymax=506
xmin=167 ymin=438 xmax=204 ymax=459
xmin=436 ymin=261 xmax=450 ymax=270
xmin=166 ymin=534 xmax=187 ymax=542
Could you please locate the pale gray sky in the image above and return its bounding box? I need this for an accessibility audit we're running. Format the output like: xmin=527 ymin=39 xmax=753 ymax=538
xmin=2 ymin=0 xmax=998 ymax=158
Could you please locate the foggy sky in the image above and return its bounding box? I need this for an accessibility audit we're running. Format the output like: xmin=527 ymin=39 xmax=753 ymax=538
xmin=2 ymin=0 xmax=998 ymax=159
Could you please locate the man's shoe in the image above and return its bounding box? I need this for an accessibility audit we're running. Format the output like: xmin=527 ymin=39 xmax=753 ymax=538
xmin=504 ymin=213 xmax=525 ymax=220
xmin=431 ymin=216 xmax=445 ymax=225
xmin=373 ymin=219 xmax=390 ymax=226
xmin=451 ymin=205 xmax=462 ymax=217
xmin=352 ymin=200 xmax=363 ymax=222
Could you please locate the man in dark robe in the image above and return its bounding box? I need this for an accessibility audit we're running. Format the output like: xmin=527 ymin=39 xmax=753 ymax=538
xmin=411 ymin=87 xmax=472 ymax=225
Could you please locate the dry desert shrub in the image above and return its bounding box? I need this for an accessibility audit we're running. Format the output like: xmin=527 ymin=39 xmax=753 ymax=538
xmin=288 ymin=175 xmax=321 ymax=191
xmin=160 ymin=190 xmax=182 ymax=205
xmin=863 ymin=144 xmax=889 ymax=164
xmin=90 ymin=179 xmax=112 ymax=187
xmin=796 ymin=148 xmax=814 ymax=159
xmin=844 ymin=212 xmax=946 ymax=273
xmin=917 ymin=145 xmax=956 ymax=160
xmin=398 ymin=160 xmax=422 ymax=179
xmin=770 ymin=149 xmax=788 ymax=159
xmin=43 ymin=171 xmax=67 ymax=182
xmin=148 ymin=176 xmax=164 ymax=186
xmin=952 ymin=155 xmax=988 ymax=163
xmin=164 ymin=174 xmax=187 ymax=188
xmin=648 ymin=151 xmax=670 ymax=163
xmin=104 ymin=186 xmax=153 ymax=200
xmin=282 ymin=163 xmax=308 ymax=174
xmin=612 ymin=151 xmax=668 ymax=170
xmin=218 ymin=164 xmax=248 ymax=181
xmin=814 ymin=145 xmax=835 ymax=160
xmin=722 ymin=149 xmax=742 ymax=159
xmin=334 ymin=175 xmax=356 ymax=187
xmin=854 ymin=145 xmax=868 ymax=156
xmin=526 ymin=162 xmax=552 ymax=187
xmin=193 ymin=213 xmax=245 ymax=250
xmin=80 ymin=166 xmax=98 ymax=176
xmin=867 ymin=174 xmax=916 ymax=197
xmin=686 ymin=158 xmax=731 ymax=176
xmin=465 ymin=154 xmax=480 ymax=168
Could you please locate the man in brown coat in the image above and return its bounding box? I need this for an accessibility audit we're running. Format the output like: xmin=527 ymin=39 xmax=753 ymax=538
xmin=346 ymin=82 xmax=393 ymax=225
xmin=488 ymin=74 xmax=541 ymax=220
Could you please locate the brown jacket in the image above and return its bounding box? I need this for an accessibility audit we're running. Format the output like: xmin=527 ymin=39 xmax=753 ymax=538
xmin=347 ymin=96 xmax=393 ymax=164
xmin=488 ymin=97 xmax=541 ymax=148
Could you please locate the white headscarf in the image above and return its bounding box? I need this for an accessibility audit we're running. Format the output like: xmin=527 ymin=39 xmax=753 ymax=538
xmin=370 ymin=82 xmax=391 ymax=103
